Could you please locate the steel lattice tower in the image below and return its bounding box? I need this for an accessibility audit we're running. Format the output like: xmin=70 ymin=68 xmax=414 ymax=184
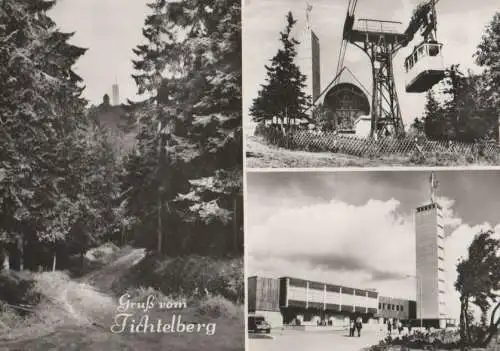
xmin=343 ymin=17 xmax=406 ymax=138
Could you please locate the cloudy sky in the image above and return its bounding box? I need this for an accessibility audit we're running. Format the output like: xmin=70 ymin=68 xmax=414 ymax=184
xmin=243 ymin=0 xmax=499 ymax=131
xmin=50 ymin=0 xmax=149 ymax=105
xmin=246 ymin=170 xmax=500 ymax=319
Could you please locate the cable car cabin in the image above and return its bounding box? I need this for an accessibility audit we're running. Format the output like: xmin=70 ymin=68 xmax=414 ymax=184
xmin=404 ymin=42 xmax=445 ymax=93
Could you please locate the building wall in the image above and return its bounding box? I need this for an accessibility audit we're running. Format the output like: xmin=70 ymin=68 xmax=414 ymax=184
xmin=415 ymin=203 xmax=446 ymax=320
xmin=377 ymin=296 xmax=416 ymax=320
xmin=279 ymin=277 xmax=378 ymax=314
xmin=247 ymin=276 xmax=280 ymax=313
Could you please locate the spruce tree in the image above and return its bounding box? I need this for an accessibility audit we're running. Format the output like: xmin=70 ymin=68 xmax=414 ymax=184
xmin=250 ymin=11 xmax=309 ymax=124
xmin=423 ymin=90 xmax=443 ymax=140
xmin=124 ymin=0 xmax=242 ymax=256
xmin=0 ymin=0 xmax=120 ymax=270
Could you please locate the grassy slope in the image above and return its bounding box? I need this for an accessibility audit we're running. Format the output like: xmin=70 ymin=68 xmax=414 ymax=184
xmin=0 ymin=248 xmax=244 ymax=351
xmin=246 ymin=137 xmax=496 ymax=168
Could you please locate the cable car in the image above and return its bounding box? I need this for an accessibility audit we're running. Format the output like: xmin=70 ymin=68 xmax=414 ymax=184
xmin=404 ymin=41 xmax=445 ymax=93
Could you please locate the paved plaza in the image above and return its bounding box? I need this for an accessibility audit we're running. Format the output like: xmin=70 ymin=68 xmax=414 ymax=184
xmin=248 ymin=329 xmax=384 ymax=351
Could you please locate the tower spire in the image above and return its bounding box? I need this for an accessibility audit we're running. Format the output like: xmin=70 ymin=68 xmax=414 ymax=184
xmin=429 ymin=172 xmax=438 ymax=203
xmin=305 ymin=3 xmax=313 ymax=29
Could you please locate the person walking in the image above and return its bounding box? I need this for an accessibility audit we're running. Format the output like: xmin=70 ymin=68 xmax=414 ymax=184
xmin=397 ymin=320 xmax=403 ymax=335
xmin=356 ymin=316 xmax=363 ymax=337
xmin=349 ymin=319 xmax=355 ymax=337
xmin=387 ymin=320 xmax=392 ymax=336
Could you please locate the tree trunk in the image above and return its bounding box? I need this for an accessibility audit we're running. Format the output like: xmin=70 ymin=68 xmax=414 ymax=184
xmin=2 ymin=250 xmax=9 ymax=271
xmin=52 ymin=251 xmax=56 ymax=272
xmin=233 ymin=197 xmax=238 ymax=254
xmin=482 ymin=302 xmax=500 ymax=347
xmin=18 ymin=236 xmax=24 ymax=271
xmin=460 ymin=296 xmax=469 ymax=344
xmin=80 ymin=249 xmax=84 ymax=274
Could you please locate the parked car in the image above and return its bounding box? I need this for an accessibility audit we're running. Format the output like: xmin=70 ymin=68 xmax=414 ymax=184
xmin=248 ymin=315 xmax=271 ymax=334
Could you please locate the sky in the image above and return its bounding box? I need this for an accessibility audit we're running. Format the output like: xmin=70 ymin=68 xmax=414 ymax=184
xmin=246 ymin=170 xmax=500 ymax=320
xmin=243 ymin=0 xmax=499 ymax=132
xmin=49 ymin=0 xmax=150 ymax=106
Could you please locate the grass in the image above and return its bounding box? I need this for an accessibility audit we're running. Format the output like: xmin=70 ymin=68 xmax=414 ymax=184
xmin=112 ymin=253 xmax=244 ymax=304
xmin=0 ymin=247 xmax=244 ymax=350
xmin=246 ymin=136 xmax=499 ymax=168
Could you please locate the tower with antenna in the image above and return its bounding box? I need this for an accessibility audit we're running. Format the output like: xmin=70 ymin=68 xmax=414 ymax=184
xmin=414 ymin=172 xmax=447 ymax=327
xmin=112 ymin=78 xmax=120 ymax=106
xmin=296 ymin=3 xmax=321 ymax=108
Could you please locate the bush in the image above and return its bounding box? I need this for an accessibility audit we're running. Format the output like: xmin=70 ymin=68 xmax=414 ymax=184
xmin=195 ymin=295 xmax=243 ymax=320
xmin=112 ymin=253 xmax=243 ymax=304
xmin=0 ymin=271 xmax=41 ymax=311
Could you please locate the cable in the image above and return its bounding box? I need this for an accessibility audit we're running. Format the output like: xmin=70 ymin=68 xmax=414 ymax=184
xmin=345 ymin=67 xmax=371 ymax=97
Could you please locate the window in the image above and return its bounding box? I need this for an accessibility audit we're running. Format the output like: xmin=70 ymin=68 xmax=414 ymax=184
xmin=400 ymin=306 xmax=404 ymax=312
xmin=392 ymin=304 xmax=395 ymax=311
xmin=396 ymin=305 xmax=399 ymax=311
xmin=379 ymin=303 xmax=382 ymax=309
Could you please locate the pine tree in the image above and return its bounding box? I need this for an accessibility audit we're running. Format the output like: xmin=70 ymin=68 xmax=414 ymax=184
xmin=124 ymin=0 xmax=242 ymax=256
xmin=250 ymin=11 xmax=309 ymax=124
xmin=0 ymin=0 xmax=120 ymax=270
xmin=423 ymin=90 xmax=444 ymax=139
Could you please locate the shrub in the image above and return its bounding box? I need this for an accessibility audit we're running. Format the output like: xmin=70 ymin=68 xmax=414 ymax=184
xmin=196 ymin=295 xmax=243 ymax=320
xmin=112 ymin=253 xmax=243 ymax=304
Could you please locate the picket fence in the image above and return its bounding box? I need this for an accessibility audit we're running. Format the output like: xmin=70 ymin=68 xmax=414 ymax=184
xmin=257 ymin=127 xmax=500 ymax=159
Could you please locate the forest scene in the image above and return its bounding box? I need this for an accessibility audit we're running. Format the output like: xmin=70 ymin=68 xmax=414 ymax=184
xmin=0 ymin=0 xmax=243 ymax=350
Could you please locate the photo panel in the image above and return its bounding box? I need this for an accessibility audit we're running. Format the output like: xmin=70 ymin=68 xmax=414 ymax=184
xmin=244 ymin=0 xmax=500 ymax=168
xmin=246 ymin=170 xmax=500 ymax=349
xmin=0 ymin=1 xmax=243 ymax=350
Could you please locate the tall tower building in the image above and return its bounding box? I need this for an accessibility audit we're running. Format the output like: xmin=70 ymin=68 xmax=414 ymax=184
xmin=414 ymin=173 xmax=447 ymax=324
xmin=296 ymin=4 xmax=321 ymax=107
xmin=112 ymin=82 xmax=120 ymax=106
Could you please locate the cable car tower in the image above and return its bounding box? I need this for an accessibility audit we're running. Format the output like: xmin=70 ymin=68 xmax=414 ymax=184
xmin=341 ymin=0 xmax=443 ymax=139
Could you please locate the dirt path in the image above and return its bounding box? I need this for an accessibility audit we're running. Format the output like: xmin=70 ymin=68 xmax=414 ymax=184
xmin=81 ymin=248 xmax=146 ymax=293
xmin=0 ymin=249 xmax=244 ymax=351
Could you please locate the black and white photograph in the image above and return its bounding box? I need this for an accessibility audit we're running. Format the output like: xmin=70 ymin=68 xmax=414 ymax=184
xmin=244 ymin=0 xmax=500 ymax=168
xmin=246 ymin=171 xmax=500 ymax=350
xmin=0 ymin=1 xmax=243 ymax=350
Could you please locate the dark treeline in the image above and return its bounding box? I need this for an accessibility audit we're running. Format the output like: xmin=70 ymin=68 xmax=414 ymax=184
xmin=0 ymin=0 xmax=242 ymax=273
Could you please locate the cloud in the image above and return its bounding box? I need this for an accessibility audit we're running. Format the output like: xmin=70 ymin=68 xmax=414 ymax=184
xmin=437 ymin=196 xmax=463 ymax=230
xmin=248 ymin=195 xmax=499 ymax=319
xmin=248 ymin=198 xmax=416 ymax=288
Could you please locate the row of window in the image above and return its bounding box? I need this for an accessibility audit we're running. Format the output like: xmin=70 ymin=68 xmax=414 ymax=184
xmin=378 ymin=303 xmax=404 ymax=312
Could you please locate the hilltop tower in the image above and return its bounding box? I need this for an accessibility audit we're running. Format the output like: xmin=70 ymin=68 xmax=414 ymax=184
xmin=414 ymin=172 xmax=447 ymax=327
xmin=112 ymin=81 xmax=120 ymax=106
xmin=296 ymin=4 xmax=321 ymax=108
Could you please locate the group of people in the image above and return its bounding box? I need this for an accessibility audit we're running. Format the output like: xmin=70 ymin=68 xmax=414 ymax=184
xmin=349 ymin=317 xmax=363 ymax=337
xmin=349 ymin=317 xmax=409 ymax=338
xmin=386 ymin=319 xmax=405 ymax=335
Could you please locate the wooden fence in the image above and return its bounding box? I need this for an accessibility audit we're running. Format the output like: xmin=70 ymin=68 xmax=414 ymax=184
xmin=257 ymin=127 xmax=500 ymax=159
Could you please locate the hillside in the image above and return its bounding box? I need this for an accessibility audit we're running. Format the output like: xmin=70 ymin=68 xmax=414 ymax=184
xmin=0 ymin=247 xmax=244 ymax=351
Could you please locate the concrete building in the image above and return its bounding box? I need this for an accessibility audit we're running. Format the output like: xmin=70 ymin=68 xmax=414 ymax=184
xmin=376 ymin=296 xmax=417 ymax=323
xmin=248 ymin=276 xmax=416 ymax=329
xmin=415 ymin=201 xmax=447 ymax=327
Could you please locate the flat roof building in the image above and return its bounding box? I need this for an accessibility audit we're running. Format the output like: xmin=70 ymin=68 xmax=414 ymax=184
xmin=248 ymin=276 xmax=416 ymax=328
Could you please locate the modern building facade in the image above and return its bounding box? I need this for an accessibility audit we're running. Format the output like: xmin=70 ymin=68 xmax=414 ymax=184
xmin=248 ymin=276 xmax=416 ymax=328
xmin=415 ymin=202 xmax=447 ymax=326
xmin=376 ymin=296 xmax=417 ymax=322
